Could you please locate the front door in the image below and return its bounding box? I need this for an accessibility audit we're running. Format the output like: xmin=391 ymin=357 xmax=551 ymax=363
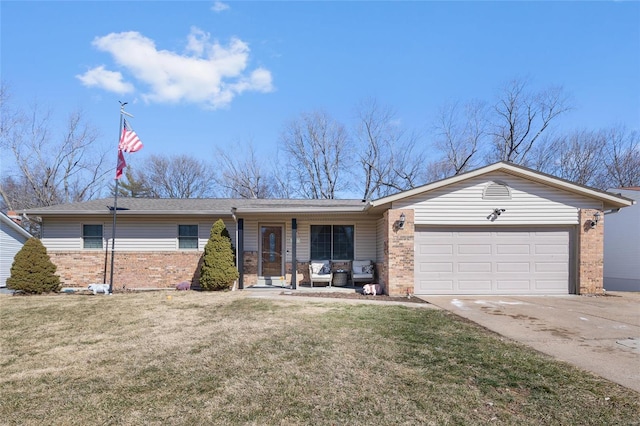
xmin=260 ymin=225 xmax=283 ymax=277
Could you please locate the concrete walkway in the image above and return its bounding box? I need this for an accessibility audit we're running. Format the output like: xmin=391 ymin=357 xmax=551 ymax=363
xmin=422 ymin=292 xmax=640 ymax=393
xmin=246 ymin=285 xmax=437 ymax=308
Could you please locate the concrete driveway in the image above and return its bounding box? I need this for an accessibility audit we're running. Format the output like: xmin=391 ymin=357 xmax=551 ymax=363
xmin=422 ymin=292 xmax=640 ymax=393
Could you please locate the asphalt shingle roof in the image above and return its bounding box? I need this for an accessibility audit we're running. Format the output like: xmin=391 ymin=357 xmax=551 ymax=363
xmin=23 ymin=197 xmax=370 ymax=216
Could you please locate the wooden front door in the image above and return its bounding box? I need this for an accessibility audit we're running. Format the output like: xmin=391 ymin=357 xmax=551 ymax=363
xmin=260 ymin=225 xmax=283 ymax=277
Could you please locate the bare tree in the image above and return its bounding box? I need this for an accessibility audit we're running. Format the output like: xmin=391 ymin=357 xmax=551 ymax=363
xmin=489 ymin=79 xmax=570 ymax=164
xmin=540 ymin=130 xmax=606 ymax=186
xmin=270 ymin=152 xmax=298 ymax=199
xmin=597 ymin=127 xmax=640 ymax=189
xmin=279 ymin=110 xmax=349 ymax=199
xmin=353 ymin=98 xmax=426 ymax=200
xmin=432 ymin=100 xmax=487 ymax=177
xmin=214 ymin=142 xmax=275 ymax=198
xmin=142 ymin=154 xmax=214 ymax=198
xmin=0 ymin=92 xmax=110 ymax=211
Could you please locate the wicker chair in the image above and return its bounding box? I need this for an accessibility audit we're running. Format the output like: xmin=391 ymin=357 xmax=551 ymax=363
xmin=351 ymin=260 xmax=374 ymax=286
xmin=309 ymin=260 xmax=333 ymax=287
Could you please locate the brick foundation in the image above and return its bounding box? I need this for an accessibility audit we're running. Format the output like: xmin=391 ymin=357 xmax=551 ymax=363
xmin=577 ymin=209 xmax=604 ymax=295
xmin=50 ymin=251 xmax=203 ymax=290
xmin=242 ymin=256 xmax=350 ymax=287
xmin=242 ymin=251 xmax=259 ymax=287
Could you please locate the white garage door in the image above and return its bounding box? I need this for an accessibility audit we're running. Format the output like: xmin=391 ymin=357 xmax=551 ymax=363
xmin=415 ymin=227 xmax=571 ymax=295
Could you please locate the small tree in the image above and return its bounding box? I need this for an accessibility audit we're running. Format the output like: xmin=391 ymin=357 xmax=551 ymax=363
xmin=199 ymin=219 xmax=238 ymax=291
xmin=7 ymin=238 xmax=61 ymax=294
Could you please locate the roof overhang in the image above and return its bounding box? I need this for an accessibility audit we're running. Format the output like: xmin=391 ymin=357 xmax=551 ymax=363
xmin=370 ymin=162 xmax=635 ymax=211
xmin=232 ymin=206 xmax=368 ymax=214
xmin=22 ymin=199 xmax=371 ymax=217
xmin=0 ymin=212 xmax=32 ymax=239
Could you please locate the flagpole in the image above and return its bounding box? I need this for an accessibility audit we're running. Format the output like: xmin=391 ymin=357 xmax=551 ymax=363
xmin=109 ymin=102 xmax=128 ymax=294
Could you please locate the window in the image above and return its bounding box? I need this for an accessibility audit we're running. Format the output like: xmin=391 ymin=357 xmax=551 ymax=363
xmin=178 ymin=225 xmax=198 ymax=249
xmin=83 ymin=224 xmax=103 ymax=249
xmin=310 ymin=225 xmax=354 ymax=260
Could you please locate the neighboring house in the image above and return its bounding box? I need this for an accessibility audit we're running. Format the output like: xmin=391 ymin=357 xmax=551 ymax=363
xmin=0 ymin=212 xmax=32 ymax=287
xmin=22 ymin=162 xmax=634 ymax=296
xmin=604 ymin=188 xmax=640 ymax=291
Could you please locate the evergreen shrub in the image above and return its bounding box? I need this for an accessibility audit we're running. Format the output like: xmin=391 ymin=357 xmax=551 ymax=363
xmin=199 ymin=219 xmax=238 ymax=291
xmin=7 ymin=238 xmax=61 ymax=294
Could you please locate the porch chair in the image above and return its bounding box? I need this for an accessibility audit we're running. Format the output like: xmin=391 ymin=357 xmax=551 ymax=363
xmin=351 ymin=260 xmax=374 ymax=286
xmin=309 ymin=260 xmax=333 ymax=287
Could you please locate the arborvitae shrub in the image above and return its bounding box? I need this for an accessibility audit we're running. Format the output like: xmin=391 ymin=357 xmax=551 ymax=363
xmin=199 ymin=219 xmax=239 ymax=291
xmin=7 ymin=238 xmax=61 ymax=294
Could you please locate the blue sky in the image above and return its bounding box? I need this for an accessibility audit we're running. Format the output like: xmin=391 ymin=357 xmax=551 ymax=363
xmin=2 ymin=1 xmax=639 ymax=166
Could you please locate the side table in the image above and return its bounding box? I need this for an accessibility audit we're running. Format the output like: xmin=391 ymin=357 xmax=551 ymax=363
xmin=333 ymin=270 xmax=348 ymax=287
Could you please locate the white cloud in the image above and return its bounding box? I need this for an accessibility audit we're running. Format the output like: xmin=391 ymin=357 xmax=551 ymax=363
xmin=185 ymin=27 xmax=209 ymax=56
xmin=80 ymin=28 xmax=273 ymax=109
xmin=211 ymin=1 xmax=230 ymax=13
xmin=76 ymin=65 xmax=134 ymax=94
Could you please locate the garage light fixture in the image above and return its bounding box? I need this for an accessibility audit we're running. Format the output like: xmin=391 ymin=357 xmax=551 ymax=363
xmin=393 ymin=213 xmax=407 ymax=231
xmin=590 ymin=211 xmax=601 ymax=228
xmin=487 ymin=208 xmax=506 ymax=222
xmin=397 ymin=212 xmax=406 ymax=229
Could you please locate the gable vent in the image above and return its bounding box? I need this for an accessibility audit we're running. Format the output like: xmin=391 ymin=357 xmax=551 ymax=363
xmin=483 ymin=181 xmax=511 ymax=200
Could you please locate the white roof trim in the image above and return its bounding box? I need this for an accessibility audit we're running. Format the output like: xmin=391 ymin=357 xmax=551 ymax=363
xmin=0 ymin=212 xmax=32 ymax=239
xmin=234 ymin=207 xmax=366 ymax=214
xmin=371 ymin=162 xmax=635 ymax=209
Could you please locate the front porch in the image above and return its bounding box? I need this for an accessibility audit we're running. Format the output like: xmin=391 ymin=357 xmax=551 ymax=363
xmin=246 ymin=281 xmax=365 ymax=294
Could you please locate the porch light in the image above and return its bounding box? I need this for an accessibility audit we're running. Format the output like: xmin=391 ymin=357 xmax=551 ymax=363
xmin=398 ymin=212 xmax=406 ymax=229
xmin=590 ymin=211 xmax=601 ymax=228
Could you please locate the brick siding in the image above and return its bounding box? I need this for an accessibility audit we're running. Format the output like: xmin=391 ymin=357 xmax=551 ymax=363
xmin=384 ymin=209 xmax=415 ymax=296
xmin=577 ymin=209 xmax=604 ymax=295
xmin=49 ymin=251 xmax=202 ymax=290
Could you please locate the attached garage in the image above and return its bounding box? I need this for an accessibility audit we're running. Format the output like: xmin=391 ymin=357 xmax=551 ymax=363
xmin=414 ymin=226 xmax=572 ymax=295
xmin=371 ymin=162 xmax=634 ymax=296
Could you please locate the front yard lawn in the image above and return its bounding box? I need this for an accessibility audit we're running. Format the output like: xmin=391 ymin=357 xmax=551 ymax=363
xmin=1 ymin=291 xmax=638 ymax=425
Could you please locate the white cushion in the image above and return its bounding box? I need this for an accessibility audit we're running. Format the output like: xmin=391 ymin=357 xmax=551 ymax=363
xmin=352 ymin=260 xmax=371 ymax=275
xmin=311 ymin=261 xmax=330 ymax=275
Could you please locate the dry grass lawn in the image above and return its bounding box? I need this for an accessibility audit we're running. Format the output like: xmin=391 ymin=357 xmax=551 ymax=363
xmin=1 ymin=291 xmax=638 ymax=425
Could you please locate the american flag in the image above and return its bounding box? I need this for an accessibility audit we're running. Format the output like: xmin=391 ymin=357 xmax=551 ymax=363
xmin=118 ymin=119 xmax=143 ymax=153
xmin=115 ymin=149 xmax=126 ymax=180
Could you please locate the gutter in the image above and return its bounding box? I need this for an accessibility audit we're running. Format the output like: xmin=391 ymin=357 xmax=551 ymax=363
xmin=232 ymin=207 xmax=366 ymax=214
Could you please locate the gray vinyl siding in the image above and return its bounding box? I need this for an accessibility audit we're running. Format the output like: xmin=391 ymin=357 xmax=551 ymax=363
xmin=41 ymin=219 xmax=91 ymax=250
xmin=354 ymin=219 xmax=377 ymax=262
xmin=41 ymin=216 xmax=236 ymax=252
xmin=1 ymin=222 xmax=30 ymax=287
xmin=240 ymin=214 xmax=378 ymax=262
xmin=604 ymin=189 xmax=640 ymax=291
xmin=376 ymin=217 xmax=386 ymax=263
xmin=394 ymin=172 xmax=602 ymax=225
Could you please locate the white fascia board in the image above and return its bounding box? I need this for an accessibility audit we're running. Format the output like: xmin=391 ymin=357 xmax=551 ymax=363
xmin=32 ymin=210 xmax=230 ymax=216
xmin=371 ymin=162 xmax=635 ymax=209
xmin=0 ymin=213 xmax=32 ymax=239
xmin=234 ymin=207 xmax=367 ymax=214
xmin=25 ymin=207 xmax=368 ymax=216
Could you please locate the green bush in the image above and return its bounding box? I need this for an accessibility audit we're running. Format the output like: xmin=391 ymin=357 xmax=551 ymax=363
xmin=199 ymin=219 xmax=239 ymax=291
xmin=7 ymin=238 xmax=61 ymax=294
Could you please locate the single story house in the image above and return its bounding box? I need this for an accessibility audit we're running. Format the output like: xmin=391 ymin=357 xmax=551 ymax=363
xmin=21 ymin=162 xmax=634 ymax=296
xmin=0 ymin=211 xmax=33 ymax=287
xmin=604 ymin=188 xmax=640 ymax=292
